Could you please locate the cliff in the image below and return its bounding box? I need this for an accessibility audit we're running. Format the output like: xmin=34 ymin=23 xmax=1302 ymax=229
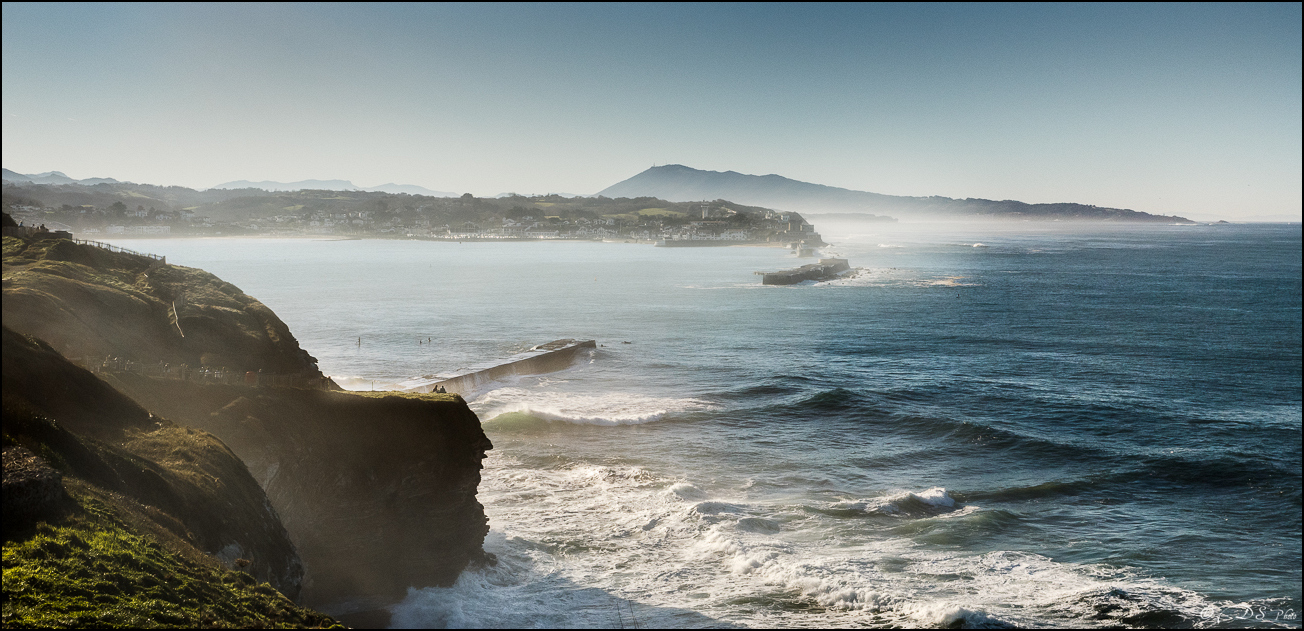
xmin=2 ymin=326 xmax=335 ymax=627
xmin=104 ymin=374 xmax=494 ymax=612
xmin=2 ymin=235 xmax=327 ymax=375
xmin=3 ymin=233 xmax=495 ymax=620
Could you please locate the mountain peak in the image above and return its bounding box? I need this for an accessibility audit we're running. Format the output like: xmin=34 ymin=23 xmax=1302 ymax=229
xmin=598 ymin=165 xmax=1189 ymax=222
xmin=2 ymin=169 xmax=106 ymax=186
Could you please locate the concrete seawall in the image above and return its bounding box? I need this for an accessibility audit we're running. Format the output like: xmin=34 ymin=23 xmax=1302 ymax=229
xmin=418 ymin=339 xmax=597 ymax=395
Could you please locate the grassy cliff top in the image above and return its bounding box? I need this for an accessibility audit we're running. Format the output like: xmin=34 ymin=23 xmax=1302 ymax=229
xmin=2 ymin=236 xmax=323 ymax=375
xmin=344 ymin=390 xmax=462 ymax=403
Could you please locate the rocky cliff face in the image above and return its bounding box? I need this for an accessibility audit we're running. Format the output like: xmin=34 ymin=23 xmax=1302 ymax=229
xmin=3 ymin=233 xmax=495 ymax=617
xmin=106 ymin=375 xmax=494 ymax=612
xmin=2 ymin=326 xmax=305 ymax=598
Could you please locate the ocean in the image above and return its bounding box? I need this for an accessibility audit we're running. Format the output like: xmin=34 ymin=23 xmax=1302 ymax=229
xmin=106 ymin=221 xmax=1301 ymax=629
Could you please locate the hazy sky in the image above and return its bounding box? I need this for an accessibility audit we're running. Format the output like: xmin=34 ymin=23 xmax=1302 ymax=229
xmin=3 ymin=3 xmax=1300 ymax=220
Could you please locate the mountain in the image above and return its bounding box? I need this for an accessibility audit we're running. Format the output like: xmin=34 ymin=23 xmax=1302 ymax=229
xmin=493 ymin=192 xmax=586 ymax=198
xmin=212 ymin=179 xmax=456 ymax=196
xmin=598 ymin=165 xmax=1191 ymax=222
xmin=3 ymin=169 xmax=119 ymax=186
xmin=364 ymin=182 xmax=457 ymax=196
xmin=1 ymin=168 xmax=31 ymax=182
xmin=211 ymin=178 xmax=361 ymax=192
xmin=5 ymin=170 xmax=454 ymax=197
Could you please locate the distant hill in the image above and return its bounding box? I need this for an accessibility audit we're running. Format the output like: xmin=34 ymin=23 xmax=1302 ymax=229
xmin=598 ymin=165 xmax=1191 ymax=223
xmin=5 ymin=168 xmax=457 ymax=199
xmin=212 ymin=179 xmax=456 ymax=197
xmin=3 ymin=169 xmax=119 ymax=186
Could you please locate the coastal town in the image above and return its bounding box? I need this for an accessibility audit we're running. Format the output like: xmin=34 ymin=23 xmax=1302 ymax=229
xmin=2 ymin=182 xmax=826 ymax=245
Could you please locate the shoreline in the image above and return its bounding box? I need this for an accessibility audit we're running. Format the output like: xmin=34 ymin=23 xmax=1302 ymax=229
xmin=72 ymin=233 xmax=801 ymax=247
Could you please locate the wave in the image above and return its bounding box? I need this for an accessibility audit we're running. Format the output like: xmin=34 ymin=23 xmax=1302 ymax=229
xmin=328 ymin=374 xmax=412 ymax=391
xmin=667 ymin=482 xmax=708 ymax=501
xmin=691 ymin=501 xmax=748 ymax=516
xmin=475 ymin=388 xmax=715 ymax=426
xmin=958 ymin=453 xmax=1303 ymax=509
xmin=690 ymin=523 xmax=1237 ymax=628
xmin=778 ymin=391 xmax=1300 ymax=492
xmin=714 ymin=381 xmax=805 ymax=400
xmin=790 ymin=387 xmax=865 ymax=412
xmin=821 ymin=487 xmax=968 ymax=519
xmin=424 ymin=449 xmax=1271 ymax=629
xmin=962 ymin=480 xmax=1098 ymax=503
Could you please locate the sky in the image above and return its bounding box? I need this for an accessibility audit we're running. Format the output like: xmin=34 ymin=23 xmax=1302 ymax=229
xmin=2 ymin=3 xmax=1300 ymax=221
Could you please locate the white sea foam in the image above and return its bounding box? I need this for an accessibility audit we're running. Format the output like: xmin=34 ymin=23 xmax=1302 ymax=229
xmin=472 ymin=388 xmax=714 ymax=425
xmin=901 ymin=601 xmax=1007 ymax=628
xmin=667 ymin=482 xmax=707 ymax=501
xmin=329 ymin=374 xmax=410 ymax=391
xmin=389 ymin=451 xmax=1238 ymax=629
xmin=829 ymin=487 xmax=966 ymax=517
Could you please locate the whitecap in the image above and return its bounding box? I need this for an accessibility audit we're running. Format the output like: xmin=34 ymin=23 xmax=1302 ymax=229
xmin=328 ymin=374 xmax=410 ymax=391
xmin=830 ymin=487 xmax=965 ymax=518
xmin=691 ymin=501 xmax=745 ymax=516
xmin=473 ymin=388 xmax=714 ymax=425
xmin=667 ymin=483 xmax=707 ymax=501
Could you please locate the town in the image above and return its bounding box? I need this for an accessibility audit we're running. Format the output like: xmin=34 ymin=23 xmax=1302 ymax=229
xmin=2 ymin=180 xmax=825 ymax=245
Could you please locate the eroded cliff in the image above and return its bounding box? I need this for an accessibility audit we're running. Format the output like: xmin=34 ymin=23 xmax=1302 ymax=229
xmin=3 ymin=233 xmax=495 ymax=618
xmin=2 ymin=326 xmax=334 ymax=626
xmin=106 ymin=376 xmax=495 ymax=611
xmin=2 ymin=235 xmax=324 ymax=375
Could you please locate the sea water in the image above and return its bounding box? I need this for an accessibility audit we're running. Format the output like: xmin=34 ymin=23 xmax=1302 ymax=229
xmin=107 ymin=222 xmax=1301 ymax=628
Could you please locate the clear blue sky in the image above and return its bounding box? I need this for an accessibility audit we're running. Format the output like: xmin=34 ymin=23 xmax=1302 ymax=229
xmin=3 ymin=3 xmax=1300 ymax=220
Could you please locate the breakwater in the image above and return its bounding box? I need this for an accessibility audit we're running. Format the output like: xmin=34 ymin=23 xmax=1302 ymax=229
xmin=758 ymin=258 xmax=850 ymax=285
xmin=418 ymin=339 xmax=596 ymax=395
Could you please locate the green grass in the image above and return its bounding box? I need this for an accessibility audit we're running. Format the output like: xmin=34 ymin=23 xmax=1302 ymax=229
xmin=344 ymin=390 xmax=461 ymax=403
xmin=636 ymin=208 xmax=686 ymax=217
xmin=2 ymin=493 xmax=340 ymax=629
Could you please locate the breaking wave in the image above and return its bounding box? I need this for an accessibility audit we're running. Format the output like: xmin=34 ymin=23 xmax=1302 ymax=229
xmin=824 ymin=487 xmax=969 ymax=518
xmin=474 ymin=388 xmax=715 ymax=426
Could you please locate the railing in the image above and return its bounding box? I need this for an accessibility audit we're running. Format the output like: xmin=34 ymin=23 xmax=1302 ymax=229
xmin=72 ymin=238 xmax=165 ymax=263
xmin=71 ymin=356 xmax=329 ymax=389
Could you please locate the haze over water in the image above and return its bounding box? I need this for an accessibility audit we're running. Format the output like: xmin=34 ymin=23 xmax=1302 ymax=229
xmin=105 ymin=221 xmax=1302 ymax=628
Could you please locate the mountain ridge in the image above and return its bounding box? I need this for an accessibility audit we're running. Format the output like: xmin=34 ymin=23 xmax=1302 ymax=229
xmin=598 ymin=164 xmax=1191 ymax=222
xmin=3 ymin=168 xmax=120 ymax=186
xmin=3 ymin=169 xmax=456 ymax=197
xmin=211 ymin=179 xmax=457 ymax=197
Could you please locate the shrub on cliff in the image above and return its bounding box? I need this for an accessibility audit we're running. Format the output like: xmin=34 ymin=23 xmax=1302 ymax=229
xmin=2 ymin=325 xmax=330 ymax=626
xmin=2 ymin=490 xmax=341 ymax=629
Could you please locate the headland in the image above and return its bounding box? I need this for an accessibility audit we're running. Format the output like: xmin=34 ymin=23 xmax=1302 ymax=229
xmin=2 ymin=225 xmax=496 ymax=625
